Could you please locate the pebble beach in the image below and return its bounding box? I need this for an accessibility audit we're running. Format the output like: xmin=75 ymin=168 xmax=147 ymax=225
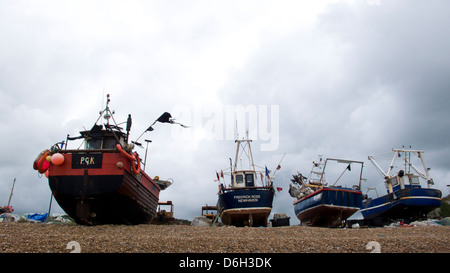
xmin=0 ymin=222 xmax=448 ymax=253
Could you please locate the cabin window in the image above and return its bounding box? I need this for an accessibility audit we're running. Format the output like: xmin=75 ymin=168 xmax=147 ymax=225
xmin=235 ymin=174 xmax=244 ymax=184
xmin=87 ymin=139 xmax=102 ymax=149
xmin=390 ymin=177 xmax=399 ymax=186
xmin=409 ymin=176 xmax=420 ymax=185
xmin=245 ymin=173 xmax=255 ymax=187
xmin=103 ymin=137 xmax=117 ymax=149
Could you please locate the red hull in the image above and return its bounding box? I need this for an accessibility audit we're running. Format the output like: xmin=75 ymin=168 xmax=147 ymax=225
xmin=48 ymin=150 xmax=160 ymax=225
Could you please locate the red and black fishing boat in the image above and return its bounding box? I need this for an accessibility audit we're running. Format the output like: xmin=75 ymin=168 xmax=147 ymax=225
xmin=32 ymin=95 xmax=175 ymax=225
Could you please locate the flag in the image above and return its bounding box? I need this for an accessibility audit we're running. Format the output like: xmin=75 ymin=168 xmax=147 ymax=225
xmin=89 ymin=124 xmax=103 ymax=139
xmin=146 ymin=112 xmax=189 ymax=132
xmin=276 ymin=164 xmax=281 ymax=170
xmin=346 ymin=164 xmax=351 ymax=171
xmin=276 ymin=187 xmax=283 ymax=192
xmin=146 ymin=112 xmax=173 ymax=132
xmin=216 ymin=171 xmax=220 ymax=181
xmin=265 ymin=166 xmax=270 ymax=179
xmin=157 ymin=112 xmax=172 ymax=123
xmin=157 ymin=112 xmax=189 ymax=128
xmin=126 ymin=114 xmax=132 ymax=132
xmin=153 ymin=112 xmax=190 ymax=128
xmin=220 ymin=170 xmax=224 ymax=178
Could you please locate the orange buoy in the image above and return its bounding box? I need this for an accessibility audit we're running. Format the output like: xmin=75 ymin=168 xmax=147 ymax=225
xmin=51 ymin=153 xmax=65 ymax=166
xmin=131 ymin=153 xmax=141 ymax=175
xmin=37 ymin=151 xmax=50 ymax=174
xmin=116 ymin=144 xmax=141 ymax=175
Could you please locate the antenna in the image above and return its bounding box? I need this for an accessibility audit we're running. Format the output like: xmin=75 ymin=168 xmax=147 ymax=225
xmin=143 ymin=139 xmax=152 ymax=171
xmin=103 ymin=94 xmax=111 ymax=123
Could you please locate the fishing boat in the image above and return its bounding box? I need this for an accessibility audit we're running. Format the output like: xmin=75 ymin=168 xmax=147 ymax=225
xmin=356 ymin=148 xmax=442 ymax=226
xmin=216 ymin=132 xmax=275 ymax=227
xmin=290 ymin=157 xmax=364 ymax=227
xmin=0 ymin=206 xmax=13 ymax=215
xmin=32 ymin=95 xmax=176 ymax=225
xmin=1 ymin=178 xmax=16 ymax=215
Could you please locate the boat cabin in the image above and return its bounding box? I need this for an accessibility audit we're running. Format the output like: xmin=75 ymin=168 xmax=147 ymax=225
xmin=70 ymin=96 xmax=131 ymax=151
xmin=385 ymin=171 xmax=421 ymax=193
xmin=232 ymin=171 xmax=256 ymax=188
xmin=80 ymin=124 xmax=127 ymax=150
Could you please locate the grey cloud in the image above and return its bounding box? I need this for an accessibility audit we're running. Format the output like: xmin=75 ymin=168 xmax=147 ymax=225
xmin=1 ymin=1 xmax=449 ymax=222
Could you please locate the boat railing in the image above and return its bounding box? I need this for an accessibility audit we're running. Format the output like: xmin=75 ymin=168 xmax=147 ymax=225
xmin=58 ymin=149 xmax=117 ymax=153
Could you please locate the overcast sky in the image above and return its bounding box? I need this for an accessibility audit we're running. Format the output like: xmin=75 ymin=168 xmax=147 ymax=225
xmin=1 ymin=0 xmax=449 ymax=224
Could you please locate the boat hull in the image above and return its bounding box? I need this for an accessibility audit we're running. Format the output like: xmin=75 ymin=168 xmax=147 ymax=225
xmin=294 ymin=187 xmax=362 ymax=227
xmin=359 ymin=187 xmax=442 ymax=226
xmin=48 ymin=151 xmax=160 ymax=225
xmin=217 ymin=187 xmax=274 ymax=227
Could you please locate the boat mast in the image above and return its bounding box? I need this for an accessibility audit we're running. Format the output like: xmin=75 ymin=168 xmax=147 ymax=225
xmin=417 ymin=151 xmax=434 ymax=187
xmin=94 ymin=94 xmax=121 ymax=129
xmin=319 ymin=158 xmax=328 ymax=186
xmin=387 ymin=150 xmax=399 ymax=177
xmin=371 ymin=149 xmax=435 ymax=188
xmin=394 ymin=149 xmax=434 ymax=188
xmin=7 ymin=178 xmax=16 ymax=207
xmin=233 ymin=130 xmax=255 ymax=172
xmin=247 ymin=133 xmax=256 ymax=172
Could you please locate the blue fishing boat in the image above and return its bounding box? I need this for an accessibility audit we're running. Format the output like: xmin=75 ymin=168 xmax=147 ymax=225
xmin=355 ymin=149 xmax=442 ymax=226
xmin=216 ymin=132 xmax=275 ymax=227
xmin=290 ymin=157 xmax=364 ymax=227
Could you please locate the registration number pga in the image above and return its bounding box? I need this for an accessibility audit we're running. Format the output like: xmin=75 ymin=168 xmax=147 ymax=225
xmin=80 ymin=156 xmax=95 ymax=165
xmin=72 ymin=153 xmax=103 ymax=169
